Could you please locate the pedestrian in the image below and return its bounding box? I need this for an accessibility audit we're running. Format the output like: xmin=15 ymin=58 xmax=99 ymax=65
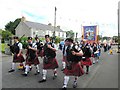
xmin=22 ymin=37 xmax=40 ymax=76
xmin=92 ymin=43 xmax=99 ymax=64
xmin=38 ymin=35 xmax=59 ymax=83
xmin=62 ymin=38 xmax=84 ymax=89
xmin=8 ymin=36 xmax=25 ymax=72
xmin=97 ymin=43 xmax=101 ymax=60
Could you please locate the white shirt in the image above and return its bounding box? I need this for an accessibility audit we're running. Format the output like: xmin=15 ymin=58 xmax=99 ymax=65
xmin=16 ymin=41 xmax=22 ymax=50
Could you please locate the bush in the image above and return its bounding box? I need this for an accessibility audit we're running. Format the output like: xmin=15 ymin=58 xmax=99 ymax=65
xmin=20 ymin=37 xmax=28 ymax=49
xmin=0 ymin=43 xmax=7 ymax=53
xmin=55 ymin=36 xmax=61 ymax=44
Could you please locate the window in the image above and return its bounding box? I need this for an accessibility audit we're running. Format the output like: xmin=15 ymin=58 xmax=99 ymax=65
xmin=33 ymin=32 xmax=35 ymax=35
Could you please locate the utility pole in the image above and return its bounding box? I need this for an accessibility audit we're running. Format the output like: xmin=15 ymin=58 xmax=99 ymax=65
xmin=53 ymin=6 xmax=57 ymax=42
xmin=118 ymin=2 xmax=120 ymax=53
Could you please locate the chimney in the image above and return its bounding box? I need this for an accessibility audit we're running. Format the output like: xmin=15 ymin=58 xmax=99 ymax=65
xmin=48 ymin=23 xmax=52 ymax=26
xmin=21 ymin=16 xmax=26 ymax=22
xmin=57 ymin=25 xmax=60 ymax=29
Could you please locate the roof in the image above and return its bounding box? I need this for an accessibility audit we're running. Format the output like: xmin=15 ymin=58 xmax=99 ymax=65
xmin=23 ymin=21 xmax=65 ymax=32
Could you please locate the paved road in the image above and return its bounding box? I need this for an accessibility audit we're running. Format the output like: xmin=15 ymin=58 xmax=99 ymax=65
xmin=2 ymin=46 xmax=118 ymax=88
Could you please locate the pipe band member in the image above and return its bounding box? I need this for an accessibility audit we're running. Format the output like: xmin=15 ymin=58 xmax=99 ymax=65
xmin=38 ymin=35 xmax=59 ymax=83
xmin=35 ymin=37 xmax=44 ymax=58
xmin=61 ymin=39 xmax=69 ymax=71
xmin=62 ymin=38 xmax=84 ymax=89
xmin=22 ymin=37 xmax=40 ymax=76
xmin=81 ymin=43 xmax=92 ymax=74
xmin=8 ymin=36 xmax=25 ymax=72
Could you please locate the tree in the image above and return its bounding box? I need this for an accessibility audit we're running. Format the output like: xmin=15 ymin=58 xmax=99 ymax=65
xmin=54 ymin=36 xmax=61 ymax=44
xmin=1 ymin=30 xmax=13 ymax=43
xmin=97 ymin=35 xmax=102 ymax=41
xmin=66 ymin=30 xmax=75 ymax=39
xmin=102 ymin=36 xmax=108 ymax=40
xmin=5 ymin=18 xmax=21 ymax=35
xmin=112 ymin=36 xmax=118 ymax=43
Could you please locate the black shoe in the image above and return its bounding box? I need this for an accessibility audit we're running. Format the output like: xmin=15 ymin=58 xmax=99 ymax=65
xmin=61 ymin=68 xmax=65 ymax=71
xmin=34 ymin=71 xmax=40 ymax=75
xmin=22 ymin=73 xmax=28 ymax=76
xmin=73 ymin=81 xmax=77 ymax=88
xmin=8 ymin=69 xmax=15 ymax=73
xmin=38 ymin=79 xmax=46 ymax=83
xmin=62 ymin=87 xmax=67 ymax=90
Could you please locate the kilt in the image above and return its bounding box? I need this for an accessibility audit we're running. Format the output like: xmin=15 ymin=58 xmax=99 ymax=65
xmin=37 ymin=50 xmax=44 ymax=57
xmin=81 ymin=58 xmax=92 ymax=66
xmin=26 ymin=56 xmax=40 ymax=65
xmin=13 ymin=54 xmax=25 ymax=63
xmin=63 ymin=62 xmax=84 ymax=76
xmin=43 ymin=58 xmax=59 ymax=69
xmin=91 ymin=54 xmax=94 ymax=57
xmin=62 ymin=56 xmax=67 ymax=62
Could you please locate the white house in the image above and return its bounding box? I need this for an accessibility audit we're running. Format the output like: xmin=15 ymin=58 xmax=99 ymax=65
xmin=15 ymin=17 xmax=66 ymax=39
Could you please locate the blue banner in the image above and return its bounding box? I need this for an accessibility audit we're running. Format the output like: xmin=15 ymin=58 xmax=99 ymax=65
xmin=83 ymin=26 xmax=97 ymax=41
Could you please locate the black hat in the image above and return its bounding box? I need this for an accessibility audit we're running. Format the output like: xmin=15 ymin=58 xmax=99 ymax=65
xmin=65 ymin=38 xmax=73 ymax=43
xmin=13 ymin=36 xmax=19 ymax=39
xmin=28 ymin=37 xmax=32 ymax=40
xmin=45 ymin=35 xmax=50 ymax=38
xmin=35 ymin=37 xmax=39 ymax=40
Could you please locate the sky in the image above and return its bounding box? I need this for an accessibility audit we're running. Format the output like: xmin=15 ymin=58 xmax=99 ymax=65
xmin=0 ymin=0 xmax=119 ymax=37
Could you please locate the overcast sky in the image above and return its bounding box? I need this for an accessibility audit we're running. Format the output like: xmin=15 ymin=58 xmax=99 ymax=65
xmin=0 ymin=0 xmax=119 ymax=37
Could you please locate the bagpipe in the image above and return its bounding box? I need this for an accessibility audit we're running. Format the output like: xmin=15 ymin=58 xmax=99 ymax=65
xmin=82 ymin=45 xmax=92 ymax=61
xmin=7 ymin=34 xmax=25 ymax=54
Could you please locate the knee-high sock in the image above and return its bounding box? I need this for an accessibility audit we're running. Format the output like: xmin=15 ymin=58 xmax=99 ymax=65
xmin=53 ymin=68 xmax=57 ymax=76
xmin=62 ymin=62 xmax=66 ymax=69
xmin=22 ymin=62 xmax=26 ymax=67
xmin=63 ymin=76 xmax=70 ymax=87
xmin=43 ymin=69 xmax=47 ymax=80
xmin=93 ymin=58 xmax=96 ymax=63
xmin=29 ymin=65 xmax=32 ymax=69
xmin=25 ymin=65 xmax=29 ymax=74
xmin=12 ymin=63 xmax=15 ymax=70
xmin=36 ymin=65 xmax=40 ymax=72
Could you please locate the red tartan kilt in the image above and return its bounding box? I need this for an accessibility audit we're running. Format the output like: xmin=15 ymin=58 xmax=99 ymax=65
xmin=43 ymin=58 xmax=59 ymax=69
xmin=81 ymin=58 xmax=92 ymax=66
xmin=37 ymin=50 xmax=44 ymax=57
xmin=62 ymin=56 xmax=67 ymax=62
xmin=13 ymin=54 xmax=25 ymax=63
xmin=91 ymin=54 xmax=94 ymax=57
xmin=26 ymin=56 xmax=40 ymax=65
xmin=64 ymin=62 xmax=84 ymax=76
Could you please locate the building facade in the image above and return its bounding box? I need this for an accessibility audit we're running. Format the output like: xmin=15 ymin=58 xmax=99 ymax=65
xmin=15 ymin=17 xmax=66 ymax=39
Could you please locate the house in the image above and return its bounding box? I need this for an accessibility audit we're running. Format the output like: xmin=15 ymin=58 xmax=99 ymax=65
xmin=15 ymin=17 xmax=66 ymax=39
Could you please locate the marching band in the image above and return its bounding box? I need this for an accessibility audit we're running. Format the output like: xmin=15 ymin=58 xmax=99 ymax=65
xmin=8 ymin=35 xmax=109 ymax=89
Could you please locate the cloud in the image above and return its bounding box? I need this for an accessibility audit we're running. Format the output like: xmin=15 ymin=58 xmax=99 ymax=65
xmin=0 ymin=0 xmax=119 ymax=37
